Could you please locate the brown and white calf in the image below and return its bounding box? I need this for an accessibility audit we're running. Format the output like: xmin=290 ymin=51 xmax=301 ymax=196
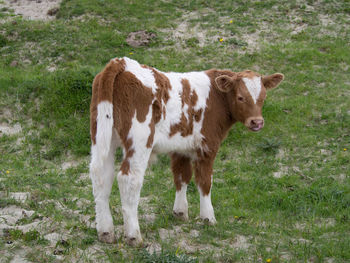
xmin=89 ymin=57 xmax=284 ymax=245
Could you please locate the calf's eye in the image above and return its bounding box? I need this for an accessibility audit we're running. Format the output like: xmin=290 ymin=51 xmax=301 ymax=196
xmin=238 ymin=96 xmax=244 ymax=102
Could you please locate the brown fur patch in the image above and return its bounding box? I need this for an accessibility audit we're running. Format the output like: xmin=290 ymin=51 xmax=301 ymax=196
xmin=145 ymin=67 xmax=172 ymax=148
xmin=146 ymin=100 xmax=161 ymax=148
xmin=194 ymin=108 xmax=202 ymax=122
xmin=169 ymin=79 xmax=203 ymax=137
xmin=201 ymin=70 xmax=233 ymax=152
xmin=237 ymin=70 xmax=261 ymax=79
xmin=113 ymin=69 xmax=154 ymax=174
xmin=113 ymin=71 xmax=153 ymax=140
xmin=97 ymin=58 xmax=126 ymax=104
xmin=190 ymin=89 xmax=198 ymax=106
xmin=90 ymin=58 xmax=126 ymax=145
xmin=171 ymin=153 xmax=193 ymax=191
xmin=152 ymin=69 xmax=171 ymax=103
xmin=90 ymin=73 xmax=101 ymax=145
xmin=194 ymin=157 xmax=214 ymax=195
xmin=152 ymin=68 xmax=171 ymax=121
xmin=262 ymin=73 xmax=284 ymax=90
xmin=181 ymin=79 xmax=191 ymax=107
xmin=120 ymin=138 xmax=135 ymax=175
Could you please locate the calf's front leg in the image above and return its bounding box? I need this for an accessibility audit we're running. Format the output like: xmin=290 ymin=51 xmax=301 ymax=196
xmin=171 ymin=153 xmax=193 ymax=220
xmin=194 ymin=158 xmax=216 ymax=224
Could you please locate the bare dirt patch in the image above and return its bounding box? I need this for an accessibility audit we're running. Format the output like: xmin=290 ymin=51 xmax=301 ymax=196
xmin=0 ymin=0 xmax=62 ymax=21
xmin=159 ymin=10 xmax=229 ymax=49
xmin=8 ymin=192 xmax=30 ymax=203
xmin=0 ymin=204 xmax=54 ymax=239
xmin=61 ymin=160 xmax=80 ymax=171
xmin=230 ymin=234 xmax=251 ymax=250
xmin=126 ymin=31 xmax=156 ymax=47
xmin=0 ymin=122 xmax=21 ymax=136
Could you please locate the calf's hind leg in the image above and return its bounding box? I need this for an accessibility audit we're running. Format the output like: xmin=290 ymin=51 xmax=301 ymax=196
xmin=117 ymin=145 xmax=152 ymax=246
xmin=171 ymin=153 xmax=193 ymax=220
xmin=89 ymin=132 xmax=118 ymax=243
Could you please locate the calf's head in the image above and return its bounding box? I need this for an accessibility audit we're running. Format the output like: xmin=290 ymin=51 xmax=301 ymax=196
xmin=215 ymin=71 xmax=284 ymax=131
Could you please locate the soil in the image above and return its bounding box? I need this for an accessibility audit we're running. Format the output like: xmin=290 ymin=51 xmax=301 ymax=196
xmin=126 ymin=31 xmax=156 ymax=47
xmin=0 ymin=0 xmax=62 ymax=20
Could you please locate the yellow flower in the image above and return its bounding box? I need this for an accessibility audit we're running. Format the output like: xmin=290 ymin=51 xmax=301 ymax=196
xmin=229 ymin=20 xmax=233 ymax=23
xmin=6 ymin=170 xmax=10 ymax=174
xmin=266 ymin=259 xmax=272 ymax=263
xmin=234 ymin=216 xmax=239 ymax=219
xmin=129 ymin=52 xmax=133 ymax=55
xmin=219 ymin=38 xmax=224 ymax=42
xmin=344 ymin=148 xmax=347 ymax=151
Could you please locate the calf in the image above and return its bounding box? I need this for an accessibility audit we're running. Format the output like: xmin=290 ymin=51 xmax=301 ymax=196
xmin=89 ymin=57 xmax=284 ymax=246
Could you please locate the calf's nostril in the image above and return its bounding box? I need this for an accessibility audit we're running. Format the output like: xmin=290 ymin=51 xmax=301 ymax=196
xmin=251 ymin=119 xmax=264 ymax=126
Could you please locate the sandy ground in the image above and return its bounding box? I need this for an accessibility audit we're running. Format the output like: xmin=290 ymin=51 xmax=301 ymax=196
xmin=0 ymin=0 xmax=62 ymax=20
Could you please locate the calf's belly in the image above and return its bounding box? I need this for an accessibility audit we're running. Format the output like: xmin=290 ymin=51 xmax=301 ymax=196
xmin=152 ymin=131 xmax=201 ymax=158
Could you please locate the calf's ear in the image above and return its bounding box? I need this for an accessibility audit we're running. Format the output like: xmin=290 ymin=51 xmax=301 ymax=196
xmin=215 ymin=75 xmax=236 ymax=93
xmin=262 ymin=73 xmax=284 ymax=90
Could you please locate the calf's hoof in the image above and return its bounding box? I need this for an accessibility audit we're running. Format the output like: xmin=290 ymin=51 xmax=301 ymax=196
xmin=98 ymin=231 xmax=116 ymax=244
xmin=201 ymin=216 xmax=217 ymax=225
xmin=125 ymin=235 xmax=143 ymax=247
xmin=173 ymin=210 xmax=189 ymax=221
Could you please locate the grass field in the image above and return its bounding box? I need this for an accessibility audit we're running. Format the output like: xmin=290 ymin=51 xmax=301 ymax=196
xmin=0 ymin=0 xmax=350 ymax=262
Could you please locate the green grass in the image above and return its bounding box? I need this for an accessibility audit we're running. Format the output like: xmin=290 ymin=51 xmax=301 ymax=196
xmin=0 ymin=0 xmax=350 ymax=262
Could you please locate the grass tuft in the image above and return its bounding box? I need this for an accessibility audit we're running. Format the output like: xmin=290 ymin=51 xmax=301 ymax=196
xmin=136 ymin=249 xmax=197 ymax=263
xmin=257 ymin=137 xmax=281 ymax=154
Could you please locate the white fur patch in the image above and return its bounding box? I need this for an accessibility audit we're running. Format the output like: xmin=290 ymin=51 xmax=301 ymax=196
xmin=90 ymin=134 xmax=117 ymax=236
xmin=198 ymin=187 xmax=216 ymax=224
xmin=152 ymin=71 xmax=211 ymax=154
xmin=117 ymin=170 xmax=143 ymax=240
xmin=242 ymin=77 xmax=262 ymax=104
xmin=123 ymin=57 xmax=158 ymax=93
xmin=96 ymin=101 xmax=114 ymax=160
xmin=118 ymin=105 xmax=154 ymax=241
xmin=173 ymin=183 xmax=188 ymax=217
xmin=127 ymin=103 xmax=153 ymax=169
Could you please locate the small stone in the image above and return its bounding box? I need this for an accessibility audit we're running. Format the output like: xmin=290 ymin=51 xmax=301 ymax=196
xmin=158 ymin=228 xmax=174 ymax=240
xmin=10 ymin=61 xmax=18 ymax=67
xmin=53 ymin=249 xmax=63 ymax=255
xmin=190 ymin=229 xmax=199 ymax=238
xmin=47 ymin=7 xmax=59 ymax=16
xmin=44 ymin=232 xmax=61 ymax=246
xmin=23 ymin=59 xmax=32 ymax=65
xmin=9 ymin=192 xmax=30 ymax=203
xmin=273 ymin=171 xmax=283 ymax=178
xmin=146 ymin=242 xmax=161 ymax=254
xmin=320 ymin=149 xmax=332 ymax=155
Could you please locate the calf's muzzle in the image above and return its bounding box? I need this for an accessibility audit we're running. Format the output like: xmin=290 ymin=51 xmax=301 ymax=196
xmin=246 ymin=117 xmax=264 ymax=132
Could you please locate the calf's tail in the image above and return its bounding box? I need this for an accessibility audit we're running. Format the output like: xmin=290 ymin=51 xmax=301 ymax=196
xmin=94 ymin=58 xmax=125 ymax=160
